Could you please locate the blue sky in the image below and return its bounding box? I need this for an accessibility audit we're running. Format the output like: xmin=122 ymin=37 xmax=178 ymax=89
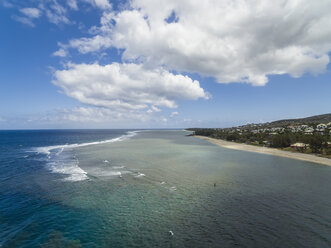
xmin=0 ymin=0 xmax=330 ymax=129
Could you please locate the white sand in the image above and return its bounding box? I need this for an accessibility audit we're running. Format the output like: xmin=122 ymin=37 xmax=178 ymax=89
xmin=195 ymin=136 xmax=331 ymax=166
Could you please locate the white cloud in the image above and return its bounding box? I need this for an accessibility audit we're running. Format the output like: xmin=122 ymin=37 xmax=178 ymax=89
xmin=67 ymin=0 xmax=78 ymax=10
xmin=49 ymin=107 xmax=148 ymax=123
xmin=10 ymin=1 xmax=71 ymax=26
xmin=12 ymin=107 xmax=158 ymax=128
xmin=67 ymin=35 xmax=112 ymax=54
xmin=12 ymin=15 xmax=35 ymax=27
xmin=53 ymin=11 xmax=114 ymax=56
xmin=9 ymin=0 xmax=115 ymax=26
xmin=14 ymin=7 xmax=41 ymax=26
xmin=61 ymin=0 xmax=331 ymax=86
xmin=83 ymin=0 xmax=111 ymax=10
xmin=170 ymin=111 xmax=178 ymax=118
xmin=151 ymin=105 xmax=161 ymax=112
xmin=52 ymin=47 xmax=68 ymax=57
xmin=147 ymin=105 xmax=161 ymax=113
xmin=20 ymin=8 xmax=41 ymax=18
xmin=2 ymin=1 xmax=14 ymax=8
xmin=44 ymin=1 xmax=70 ymax=25
xmin=53 ymin=62 xmax=208 ymax=111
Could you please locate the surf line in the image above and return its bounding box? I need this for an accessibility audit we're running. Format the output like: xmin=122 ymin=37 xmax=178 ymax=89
xmin=35 ymin=131 xmax=139 ymax=155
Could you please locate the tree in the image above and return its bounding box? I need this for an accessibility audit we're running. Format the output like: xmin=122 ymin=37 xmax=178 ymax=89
xmin=309 ymin=135 xmax=324 ymax=153
xmin=271 ymin=134 xmax=291 ymax=148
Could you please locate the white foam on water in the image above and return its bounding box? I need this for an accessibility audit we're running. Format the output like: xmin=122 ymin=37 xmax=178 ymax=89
xmin=34 ymin=131 xmax=138 ymax=155
xmin=33 ymin=131 xmax=138 ymax=182
xmin=101 ymin=171 xmax=122 ymax=177
xmin=135 ymin=172 xmax=146 ymax=178
xmin=103 ymin=160 xmax=109 ymax=163
xmin=169 ymin=186 xmax=177 ymax=191
xmin=56 ymin=148 xmax=64 ymax=156
xmin=112 ymin=166 xmax=125 ymax=169
xmin=48 ymin=160 xmax=88 ymax=182
xmin=90 ymin=169 xmax=131 ymax=178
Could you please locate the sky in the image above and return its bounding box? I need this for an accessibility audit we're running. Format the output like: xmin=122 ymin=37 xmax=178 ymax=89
xmin=0 ymin=0 xmax=330 ymax=129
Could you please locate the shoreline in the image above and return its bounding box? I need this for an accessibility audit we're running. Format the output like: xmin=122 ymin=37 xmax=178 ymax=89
xmin=195 ymin=136 xmax=331 ymax=166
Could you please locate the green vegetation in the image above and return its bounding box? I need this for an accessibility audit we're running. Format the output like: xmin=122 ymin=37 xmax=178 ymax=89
xmin=187 ymin=115 xmax=331 ymax=158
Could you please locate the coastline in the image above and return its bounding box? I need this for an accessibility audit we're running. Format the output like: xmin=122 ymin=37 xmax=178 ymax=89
xmin=195 ymin=136 xmax=331 ymax=166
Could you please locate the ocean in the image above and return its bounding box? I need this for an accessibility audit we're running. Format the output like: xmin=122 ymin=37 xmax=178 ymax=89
xmin=0 ymin=130 xmax=330 ymax=247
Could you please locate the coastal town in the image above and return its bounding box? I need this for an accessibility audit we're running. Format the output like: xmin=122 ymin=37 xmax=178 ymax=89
xmin=188 ymin=114 xmax=331 ymax=158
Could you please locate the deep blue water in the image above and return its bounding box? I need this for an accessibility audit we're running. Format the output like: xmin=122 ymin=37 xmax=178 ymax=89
xmin=0 ymin=130 xmax=133 ymax=247
xmin=0 ymin=130 xmax=330 ymax=247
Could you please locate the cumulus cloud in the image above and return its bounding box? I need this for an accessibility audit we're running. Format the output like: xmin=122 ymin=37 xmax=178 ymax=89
xmin=54 ymin=35 xmax=112 ymax=55
xmin=53 ymin=11 xmax=114 ymax=56
xmin=60 ymin=0 xmax=331 ymax=86
xmin=53 ymin=62 xmax=208 ymax=111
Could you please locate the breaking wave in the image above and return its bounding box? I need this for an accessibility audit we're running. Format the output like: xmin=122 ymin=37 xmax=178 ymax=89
xmin=33 ymin=131 xmax=138 ymax=182
xmin=47 ymin=159 xmax=88 ymax=182
xmin=35 ymin=131 xmax=138 ymax=155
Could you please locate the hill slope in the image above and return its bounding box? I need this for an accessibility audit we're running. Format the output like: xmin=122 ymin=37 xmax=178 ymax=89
xmin=266 ymin=113 xmax=331 ymax=127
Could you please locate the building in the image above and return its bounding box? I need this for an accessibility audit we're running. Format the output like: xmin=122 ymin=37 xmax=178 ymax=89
xmin=316 ymin=123 xmax=327 ymax=131
xmin=304 ymin=127 xmax=314 ymax=134
xmin=290 ymin=143 xmax=309 ymax=150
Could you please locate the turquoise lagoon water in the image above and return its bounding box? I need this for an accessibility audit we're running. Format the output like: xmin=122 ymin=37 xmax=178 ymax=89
xmin=0 ymin=130 xmax=330 ymax=247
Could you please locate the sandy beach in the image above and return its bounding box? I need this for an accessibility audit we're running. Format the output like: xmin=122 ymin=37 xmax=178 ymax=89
xmin=195 ymin=136 xmax=331 ymax=166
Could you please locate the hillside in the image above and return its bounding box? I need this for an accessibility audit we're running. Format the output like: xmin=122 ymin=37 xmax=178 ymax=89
xmin=264 ymin=113 xmax=331 ymax=127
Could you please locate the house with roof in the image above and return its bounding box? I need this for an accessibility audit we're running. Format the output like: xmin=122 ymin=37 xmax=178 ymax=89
xmin=304 ymin=127 xmax=314 ymax=134
xmin=316 ymin=123 xmax=327 ymax=131
xmin=290 ymin=143 xmax=309 ymax=150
